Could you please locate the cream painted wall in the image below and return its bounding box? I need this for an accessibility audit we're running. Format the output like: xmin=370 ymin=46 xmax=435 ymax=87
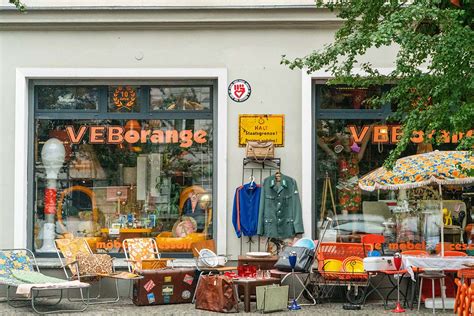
xmin=0 ymin=0 xmax=316 ymax=8
xmin=0 ymin=27 xmax=398 ymax=257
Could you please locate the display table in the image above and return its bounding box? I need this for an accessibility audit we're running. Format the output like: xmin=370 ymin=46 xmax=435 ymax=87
xmin=403 ymin=256 xmax=474 ymax=280
xmin=238 ymin=255 xmax=279 ymax=270
xmin=101 ymin=228 xmax=152 ymax=234
xmin=233 ymin=277 xmax=281 ymax=312
xmin=100 ymin=228 xmax=152 ymax=242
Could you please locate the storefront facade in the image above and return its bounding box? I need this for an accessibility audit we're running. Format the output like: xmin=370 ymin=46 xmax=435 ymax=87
xmin=1 ymin=1 xmax=403 ymax=260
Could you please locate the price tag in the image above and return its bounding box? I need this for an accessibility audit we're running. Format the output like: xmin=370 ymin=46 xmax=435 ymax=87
xmin=109 ymin=228 xmax=120 ymax=235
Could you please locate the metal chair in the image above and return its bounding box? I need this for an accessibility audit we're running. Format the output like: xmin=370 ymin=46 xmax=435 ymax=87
xmin=55 ymin=238 xmax=120 ymax=305
xmin=279 ymin=248 xmax=317 ymax=306
xmin=122 ymin=238 xmax=162 ymax=272
xmin=0 ymin=248 xmax=90 ymax=314
xmin=191 ymin=239 xmax=237 ymax=303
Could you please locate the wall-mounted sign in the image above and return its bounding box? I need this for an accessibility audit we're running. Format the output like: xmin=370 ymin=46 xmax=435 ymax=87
xmin=348 ymin=124 xmax=474 ymax=144
xmin=113 ymin=86 xmax=136 ymax=110
xmin=239 ymin=114 xmax=284 ymax=147
xmin=228 ymin=79 xmax=251 ymax=102
xmin=65 ymin=126 xmax=207 ymax=148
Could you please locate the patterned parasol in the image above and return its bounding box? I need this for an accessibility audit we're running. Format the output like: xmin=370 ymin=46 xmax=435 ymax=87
xmin=359 ymin=150 xmax=473 ymax=256
xmin=359 ymin=150 xmax=474 ymax=191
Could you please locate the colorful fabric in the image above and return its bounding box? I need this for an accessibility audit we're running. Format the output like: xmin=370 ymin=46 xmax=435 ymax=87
xmin=232 ymin=182 xmax=261 ymax=237
xmin=0 ymin=275 xmax=22 ymax=286
xmin=124 ymin=238 xmax=160 ymax=272
xmin=338 ymin=153 xmax=362 ymax=212
xmin=55 ymin=238 xmax=91 ymax=276
xmin=359 ymin=151 xmax=474 ymax=191
xmin=75 ymin=253 xmax=113 ymax=276
xmin=11 ymin=270 xmax=66 ymax=284
xmin=0 ymin=250 xmax=34 ymax=278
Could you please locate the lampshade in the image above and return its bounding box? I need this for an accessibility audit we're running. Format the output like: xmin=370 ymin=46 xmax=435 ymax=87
xmin=41 ymin=138 xmax=66 ymax=179
xmin=125 ymin=119 xmax=141 ymax=131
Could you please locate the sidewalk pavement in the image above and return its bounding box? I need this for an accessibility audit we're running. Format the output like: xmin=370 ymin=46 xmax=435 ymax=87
xmin=0 ymin=299 xmax=453 ymax=315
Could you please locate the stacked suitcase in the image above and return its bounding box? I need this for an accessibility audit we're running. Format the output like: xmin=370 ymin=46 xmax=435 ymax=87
xmin=132 ymin=268 xmax=198 ymax=305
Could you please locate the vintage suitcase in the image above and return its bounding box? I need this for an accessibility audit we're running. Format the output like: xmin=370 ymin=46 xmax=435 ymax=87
xmin=132 ymin=268 xmax=198 ymax=306
xmin=256 ymin=284 xmax=289 ymax=313
xmin=363 ymin=256 xmax=395 ymax=271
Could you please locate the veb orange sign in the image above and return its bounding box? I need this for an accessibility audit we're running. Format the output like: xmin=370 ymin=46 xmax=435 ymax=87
xmin=348 ymin=125 xmax=474 ymax=144
xmin=65 ymin=126 xmax=207 ymax=148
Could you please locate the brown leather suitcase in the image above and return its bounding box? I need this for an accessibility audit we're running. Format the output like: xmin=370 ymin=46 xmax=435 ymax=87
xmin=132 ymin=268 xmax=198 ymax=305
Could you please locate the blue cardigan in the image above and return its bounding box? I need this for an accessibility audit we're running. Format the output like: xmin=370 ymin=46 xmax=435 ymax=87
xmin=232 ymin=182 xmax=261 ymax=237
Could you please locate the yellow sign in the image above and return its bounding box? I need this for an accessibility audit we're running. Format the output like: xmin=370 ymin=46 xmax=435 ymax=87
xmin=239 ymin=114 xmax=284 ymax=147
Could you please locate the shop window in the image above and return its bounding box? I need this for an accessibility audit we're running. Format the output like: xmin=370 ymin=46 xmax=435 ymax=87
xmin=36 ymin=86 xmax=100 ymax=110
xmin=32 ymin=83 xmax=214 ymax=256
xmin=314 ymin=84 xmax=466 ymax=255
xmin=150 ymin=86 xmax=211 ymax=111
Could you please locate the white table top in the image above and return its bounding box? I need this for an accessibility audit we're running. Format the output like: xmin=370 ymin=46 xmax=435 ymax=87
xmin=402 ymin=255 xmax=474 ymax=280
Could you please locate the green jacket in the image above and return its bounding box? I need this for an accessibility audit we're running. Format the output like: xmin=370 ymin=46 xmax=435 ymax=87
xmin=257 ymin=174 xmax=304 ymax=238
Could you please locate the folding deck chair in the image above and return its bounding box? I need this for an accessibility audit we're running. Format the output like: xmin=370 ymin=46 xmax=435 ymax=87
xmin=0 ymin=248 xmax=90 ymax=314
xmin=55 ymin=238 xmax=120 ymax=304
xmin=122 ymin=238 xmax=167 ymax=272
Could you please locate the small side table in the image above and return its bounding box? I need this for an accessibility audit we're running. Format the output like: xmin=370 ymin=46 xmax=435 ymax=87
xmin=233 ymin=277 xmax=280 ymax=312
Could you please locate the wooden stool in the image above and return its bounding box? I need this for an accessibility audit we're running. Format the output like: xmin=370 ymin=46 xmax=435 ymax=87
xmin=417 ymin=272 xmax=446 ymax=314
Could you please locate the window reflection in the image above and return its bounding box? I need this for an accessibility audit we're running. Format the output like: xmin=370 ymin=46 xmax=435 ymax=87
xmin=150 ymin=86 xmax=211 ymax=111
xmin=37 ymin=86 xmax=99 ymax=110
xmin=314 ymin=117 xmax=466 ymax=255
xmin=34 ymin=119 xmax=213 ymax=254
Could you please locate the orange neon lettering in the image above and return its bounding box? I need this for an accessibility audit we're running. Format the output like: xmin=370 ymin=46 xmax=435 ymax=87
xmin=194 ymin=130 xmax=208 ymax=144
xmin=179 ymin=130 xmax=194 ymax=148
xmin=89 ymin=126 xmax=106 ymax=144
xmin=410 ymin=131 xmax=424 ymax=143
xmin=124 ymin=130 xmax=140 ymax=143
xmin=140 ymin=129 xmax=151 ymax=143
xmin=150 ymin=130 xmax=164 ymax=144
xmin=391 ymin=125 xmax=403 ymax=144
xmin=165 ymin=130 xmax=179 ymax=143
xmin=373 ymin=125 xmax=389 ymax=143
xmin=348 ymin=125 xmax=370 ymax=143
xmin=107 ymin=126 xmax=124 ymax=144
xmin=66 ymin=126 xmax=87 ymax=144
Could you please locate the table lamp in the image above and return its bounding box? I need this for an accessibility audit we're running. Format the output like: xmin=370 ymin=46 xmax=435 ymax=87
xmin=38 ymin=138 xmax=65 ymax=252
xmin=288 ymin=251 xmax=301 ymax=311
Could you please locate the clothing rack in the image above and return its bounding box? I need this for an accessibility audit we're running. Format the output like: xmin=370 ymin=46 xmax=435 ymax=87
xmin=240 ymin=158 xmax=281 ymax=255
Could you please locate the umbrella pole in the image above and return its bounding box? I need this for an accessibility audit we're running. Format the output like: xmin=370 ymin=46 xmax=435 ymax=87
xmin=438 ymin=183 xmax=444 ymax=257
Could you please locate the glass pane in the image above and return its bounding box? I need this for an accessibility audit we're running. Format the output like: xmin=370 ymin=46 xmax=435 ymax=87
xmin=37 ymin=86 xmax=99 ymax=110
xmin=33 ymin=118 xmax=213 ymax=254
xmin=320 ymin=85 xmax=383 ymax=109
xmin=108 ymin=86 xmax=141 ymax=112
xmin=314 ymin=119 xmax=460 ymax=255
xmin=150 ymin=86 xmax=211 ymax=111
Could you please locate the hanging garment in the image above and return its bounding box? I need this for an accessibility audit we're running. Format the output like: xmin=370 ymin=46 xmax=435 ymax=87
xmin=232 ymin=182 xmax=261 ymax=237
xmin=257 ymin=173 xmax=304 ymax=238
